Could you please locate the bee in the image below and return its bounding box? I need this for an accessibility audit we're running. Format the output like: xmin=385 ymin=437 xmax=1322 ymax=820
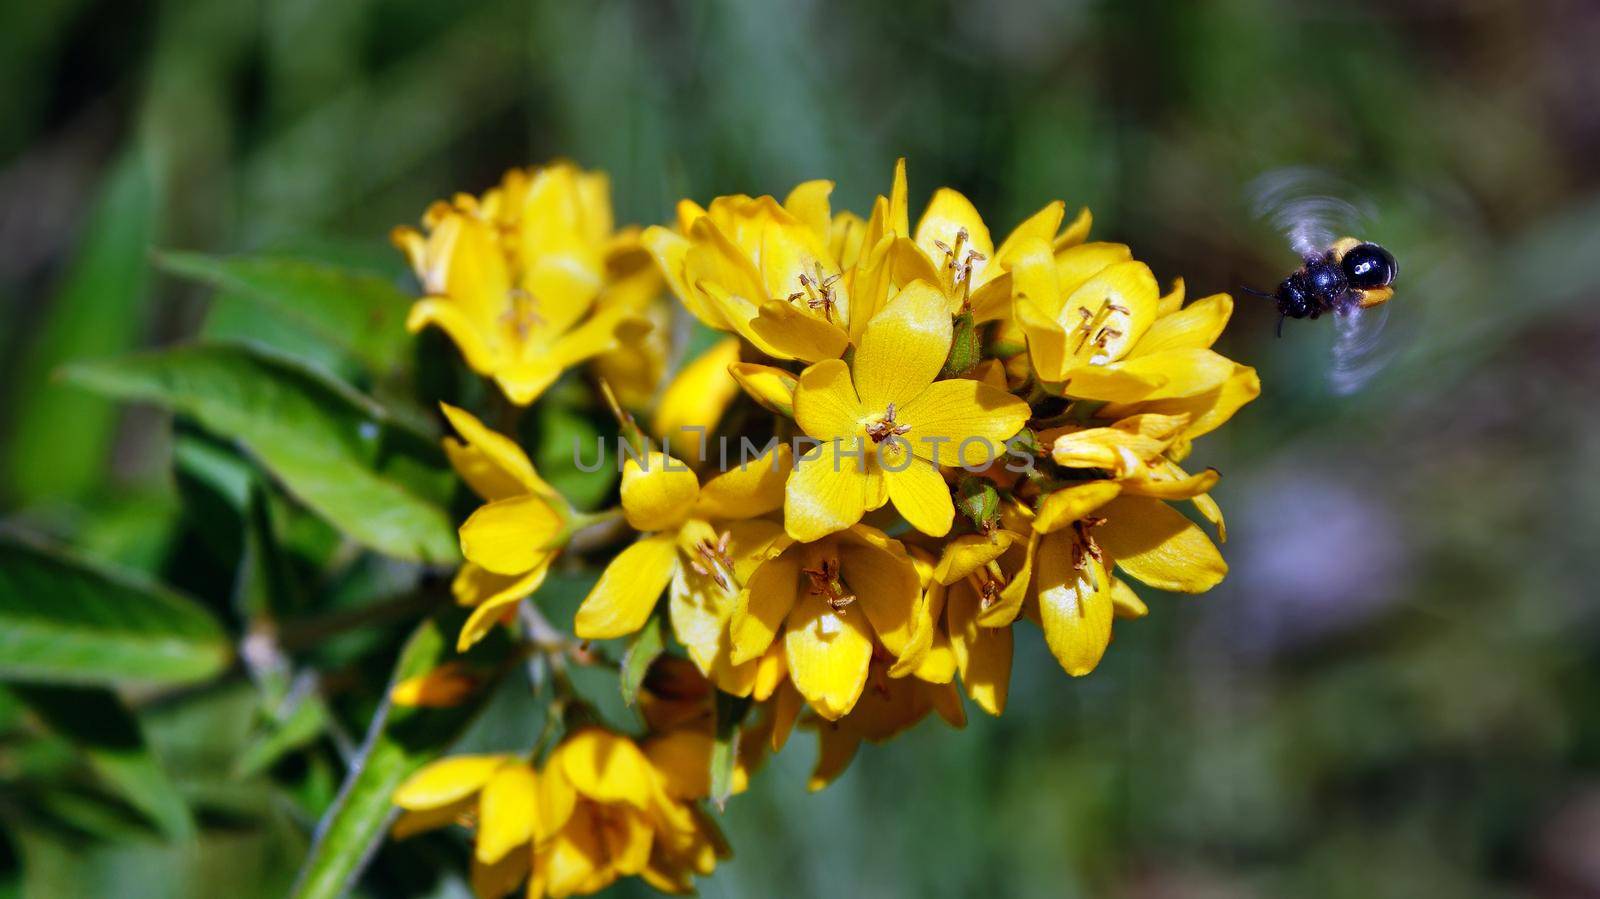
xmin=1245 ymin=169 xmax=1412 ymax=394
xmin=1258 ymin=237 xmax=1398 ymax=326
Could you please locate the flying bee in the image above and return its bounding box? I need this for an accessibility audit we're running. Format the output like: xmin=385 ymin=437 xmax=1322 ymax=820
xmin=1247 ymin=168 xmax=1408 ymax=394
xmin=1256 ymin=237 xmax=1398 ymax=325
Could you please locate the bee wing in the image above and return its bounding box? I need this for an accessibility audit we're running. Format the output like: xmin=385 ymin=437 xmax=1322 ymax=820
xmin=1327 ymin=300 xmax=1394 ymax=395
xmin=1248 ymin=167 xmax=1374 ymax=259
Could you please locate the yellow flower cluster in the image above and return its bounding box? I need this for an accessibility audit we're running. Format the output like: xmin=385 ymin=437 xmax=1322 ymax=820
xmin=394 ymin=159 xmax=1259 ymax=896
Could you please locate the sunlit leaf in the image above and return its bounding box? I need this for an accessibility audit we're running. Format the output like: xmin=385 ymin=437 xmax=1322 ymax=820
xmin=63 ymin=342 xmax=458 ymax=563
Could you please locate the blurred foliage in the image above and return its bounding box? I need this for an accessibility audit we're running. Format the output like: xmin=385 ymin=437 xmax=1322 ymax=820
xmin=2 ymin=0 xmax=1599 ymax=896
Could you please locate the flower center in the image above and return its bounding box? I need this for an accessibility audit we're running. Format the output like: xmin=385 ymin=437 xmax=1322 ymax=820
xmin=500 ymin=288 xmax=545 ymax=341
xmin=688 ymin=530 xmax=735 ymax=590
xmin=932 ymin=228 xmax=987 ymax=305
xmin=969 ymin=559 xmax=1009 ymax=609
xmin=787 ymin=260 xmax=842 ymax=323
xmin=865 ymin=402 xmax=912 ymax=443
xmin=1071 ymin=516 xmax=1107 ymax=571
xmin=802 ymin=556 xmax=855 ymax=612
xmin=1072 ymin=298 xmax=1131 ymax=363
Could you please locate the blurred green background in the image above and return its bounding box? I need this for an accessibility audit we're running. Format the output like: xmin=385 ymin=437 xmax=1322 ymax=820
xmin=4 ymin=0 xmax=1600 ymax=896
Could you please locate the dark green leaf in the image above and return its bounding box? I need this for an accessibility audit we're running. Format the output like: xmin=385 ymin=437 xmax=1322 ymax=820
xmin=160 ymin=252 xmax=413 ymax=375
xmin=63 ymin=342 xmax=458 ymax=563
xmin=233 ymin=689 xmax=330 ymax=778
xmin=2 ymin=150 xmax=157 ymax=504
xmin=710 ymin=692 xmax=750 ymax=810
xmin=618 ymin=613 xmax=665 ymax=708
xmin=288 ymin=614 xmax=503 ymax=899
xmin=12 ymin=685 xmax=195 ymax=841
xmin=0 ymin=532 xmax=231 ymax=687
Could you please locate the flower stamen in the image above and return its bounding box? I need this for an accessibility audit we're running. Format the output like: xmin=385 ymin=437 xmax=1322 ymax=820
xmin=787 ymin=260 xmax=843 ymax=322
xmin=932 ymin=228 xmax=987 ymax=304
xmin=500 ymin=288 xmax=545 ymax=340
xmin=689 ymin=530 xmax=735 ymax=590
xmin=802 ymin=557 xmax=856 ymax=611
xmin=865 ymin=402 xmax=913 ymax=443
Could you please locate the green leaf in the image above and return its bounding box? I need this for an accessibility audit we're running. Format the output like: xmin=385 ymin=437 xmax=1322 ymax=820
xmin=63 ymin=342 xmax=458 ymax=564
xmin=2 ymin=149 xmax=158 ymax=504
xmin=11 ymin=685 xmax=196 ymax=841
xmin=288 ymin=614 xmax=503 ymax=899
xmin=160 ymin=252 xmax=413 ymax=375
xmin=710 ymin=692 xmax=750 ymax=810
xmin=619 ymin=613 xmax=666 ymax=708
xmin=233 ymin=688 xmax=330 ymax=778
xmin=0 ymin=532 xmax=231 ymax=687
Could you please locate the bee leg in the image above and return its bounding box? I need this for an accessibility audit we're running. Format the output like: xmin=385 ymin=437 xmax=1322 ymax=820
xmin=1276 ymin=313 xmax=1285 ymax=338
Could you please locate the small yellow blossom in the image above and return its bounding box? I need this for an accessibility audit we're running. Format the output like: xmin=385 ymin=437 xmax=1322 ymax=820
xmin=785 ymin=281 xmax=1030 ymax=541
xmin=394 ymin=163 xmax=655 ymax=405
xmin=441 ymin=403 xmax=569 ymax=651
xmin=572 ymin=446 xmax=792 ymax=696
xmin=392 ymin=728 xmax=725 ymax=899
xmin=728 ymin=524 xmax=929 ymax=720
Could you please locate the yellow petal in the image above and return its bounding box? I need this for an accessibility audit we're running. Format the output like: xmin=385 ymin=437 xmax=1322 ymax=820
xmin=882 ymin=454 xmax=954 ymax=537
xmin=887 ymin=158 xmax=910 ymax=237
xmin=695 ymin=442 xmax=791 ymax=521
xmin=1053 ymin=241 xmax=1134 ymax=298
xmin=729 ymin=362 xmax=797 ymax=417
xmin=1110 ymin=577 xmax=1149 ymax=618
xmin=945 ymin=581 xmax=1012 ymax=716
xmin=752 ymin=638 xmax=788 ymax=701
xmin=1132 ymin=293 xmax=1233 ymax=356
xmin=555 ymin=728 xmax=657 ymax=809
xmin=748 ymin=296 xmax=852 ymax=363
xmin=620 ymin=452 xmax=699 ymax=532
xmin=845 ymin=234 xmax=896 ymax=342
xmin=454 ymin=558 xmax=552 ymax=651
xmin=1095 ymin=496 xmax=1227 ymax=593
xmin=654 ymin=338 xmax=741 ymax=459
xmin=643 ymin=224 xmax=729 ymax=331
xmin=793 ymin=358 xmax=864 ymax=440
xmin=1036 ymin=532 xmax=1113 ymax=676
xmin=990 ymin=201 xmax=1066 ymax=276
xmin=644 ymin=729 xmax=713 ymax=801
xmin=914 ymin=188 xmax=994 ymax=287
xmin=390 ymin=662 xmax=479 ymax=708
xmin=1069 ymin=348 xmax=1236 ymax=403
xmin=837 ymin=530 xmax=923 ymax=659
xmin=406 ymin=299 xmax=498 ymax=375
xmin=784 ymin=591 xmax=873 ymax=720
xmin=1157 ymin=276 xmax=1186 ymax=316
xmin=459 ymin=494 xmax=565 ymax=576
xmin=933 ymin=532 xmax=1017 ymax=585
xmin=535 ymin=766 xmax=576 ymax=842
xmin=439 ymin=403 xmax=554 ymax=502
xmin=784 ymin=179 xmax=835 ymax=243
xmin=807 ymin=724 xmax=862 ymax=792
xmin=852 ymin=281 xmax=951 ymax=414
xmin=1057 ymin=258 xmax=1159 ymax=362
xmin=393 ymin=755 xmax=507 ymax=810
xmin=573 ymin=534 xmax=679 ymax=639
xmin=729 ymin=550 xmax=800 ymax=665
xmin=784 ymin=439 xmax=875 ymax=542
xmin=391 ymin=798 xmax=472 ymax=839
xmin=476 ymin=763 xmax=540 ymax=864
xmin=771 ymin=681 xmax=803 ymax=751
xmin=1120 ymin=466 xmax=1221 ymax=500
xmin=1034 ymin=481 xmax=1123 ymax=533
xmin=1054 ymin=207 xmax=1093 ymax=251
xmin=898 ymin=377 xmax=1029 ymax=467
xmin=470 ymin=847 xmax=529 ymax=899
xmin=1103 ymin=363 xmax=1260 ymax=441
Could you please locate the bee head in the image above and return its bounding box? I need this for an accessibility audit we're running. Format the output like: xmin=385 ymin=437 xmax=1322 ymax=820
xmin=1331 ymin=237 xmax=1397 ymax=308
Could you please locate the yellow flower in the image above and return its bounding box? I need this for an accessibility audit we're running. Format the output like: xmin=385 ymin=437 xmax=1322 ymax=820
xmin=726 ymin=524 xmax=929 ymax=720
xmin=391 ymin=728 xmax=725 ymax=899
xmin=797 ymin=656 xmax=967 ymax=791
xmin=886 ymin=159 xmax=1092 ymax=320
xmin=785 ymin=281 xmax=1030 ymax=541
xmin=572 ymin=446 xmax=793 ymax=695
xmin=394 ymin=163 xmax=653 ymax=405
xmin=1011 ymin=237 xmax=1248 ymax=405
xmin=442 ymin=403 xmax=570 ymax=651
